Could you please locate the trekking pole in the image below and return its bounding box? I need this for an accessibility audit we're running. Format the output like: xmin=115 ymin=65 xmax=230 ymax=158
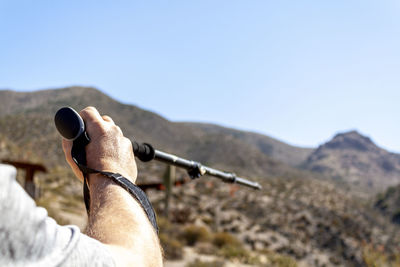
xmin=55 ymin=107 xmax=262 ymax=190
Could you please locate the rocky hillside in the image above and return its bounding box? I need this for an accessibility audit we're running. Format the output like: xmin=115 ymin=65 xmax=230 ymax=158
xmin=303 ymin=131 xmax=400 ymax=193
xmin=181 ymin=122 xmax=313 ymax=167
xmin=153 ymin=176 xmax=400 ymax=266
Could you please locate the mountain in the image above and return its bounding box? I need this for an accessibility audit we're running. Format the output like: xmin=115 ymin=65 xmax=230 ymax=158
xmin=304 ymin=130 xmax=400 ymax=192
xmin=181 ymin=122 xmax=312 ymax=167
xmin=0 ymin=87 xmax=307 ymax=179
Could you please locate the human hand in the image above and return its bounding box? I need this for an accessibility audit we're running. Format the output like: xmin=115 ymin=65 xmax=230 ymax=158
xmin=62 ymin=106 xmax=137 ymax=184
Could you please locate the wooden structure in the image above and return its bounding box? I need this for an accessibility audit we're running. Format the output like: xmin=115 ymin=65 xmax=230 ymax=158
xmin=163 ymin=165 xmax=175 ymax=218
xmin=138 ymin=179 xmax=185 ymax=192
xmin=2 ymin=160 xmax=47 ymax=199
xmin=137 ymin=165 xmax=180 ymax=218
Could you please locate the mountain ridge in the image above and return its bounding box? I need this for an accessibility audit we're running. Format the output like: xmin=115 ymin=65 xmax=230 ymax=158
xmin=304 ymin=130 xmax=400 ymax=192
xmin=181 ymin=122 xmax=313 ymax=167
xmin=0 ymin=87 xmax=308 ymax=180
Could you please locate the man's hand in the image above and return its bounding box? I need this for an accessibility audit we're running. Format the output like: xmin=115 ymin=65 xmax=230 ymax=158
xmin=62 ymin=106 xmax=137 ymax=184
xmin=61 ymin=106 xmax=162 ymax=266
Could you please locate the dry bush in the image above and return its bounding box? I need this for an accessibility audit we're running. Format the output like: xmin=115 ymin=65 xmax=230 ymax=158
xmin=181 ymin=225 xmax=210 ymax=246
xmin=362 ymin=243 xmax=400 ymax=267
xmin=157 ymin=216 xmax=184 ymax=260
xmin=185 ymin=259 xmax=225 ymax=267
xmin=212 ymin=232 xmax=241 ymax=248
xmin=218 ymin=245 xmax=249 ymax=261
xmin=159 ymin=233 xmax=183 ymax=260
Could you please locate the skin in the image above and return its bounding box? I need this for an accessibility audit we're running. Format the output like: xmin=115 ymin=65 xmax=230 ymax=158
xmin=62 ymin=106 xmax=163 ymax=267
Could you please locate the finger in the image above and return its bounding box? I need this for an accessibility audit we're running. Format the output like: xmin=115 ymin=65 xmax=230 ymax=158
xmin=62 ymin=139 xmax=72 ymax=161
xmin=80 ymin=106 xmax=104 ymax=125
xmin=80 ymin=106 xmax=106 ymax=134
xmin=62 ymin=139 xmax=76 ymax=168
xmin=102 ymin=115 xmax=115 ymax=124
xmin=62 ymin=139 xmax=84 ymax=181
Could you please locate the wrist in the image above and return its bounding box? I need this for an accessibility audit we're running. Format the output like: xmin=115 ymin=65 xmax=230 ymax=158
xmin=88 ymin=173 xmax=114 ymax=189
xmin=86 ymin=172 xmax=159 ymax=234
xmin=87 ymin=173 xmax=128 ymax=212
xmin=87 ymin=166 xmax=137 ymax=185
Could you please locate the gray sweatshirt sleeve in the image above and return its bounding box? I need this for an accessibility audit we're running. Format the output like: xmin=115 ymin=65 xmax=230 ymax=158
xmin=0 ymin=164 xmax=115 ymax=267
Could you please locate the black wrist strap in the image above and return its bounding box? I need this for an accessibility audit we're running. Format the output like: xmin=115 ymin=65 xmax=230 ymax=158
xmin=73 ymin=158 xmax=159 ymax=234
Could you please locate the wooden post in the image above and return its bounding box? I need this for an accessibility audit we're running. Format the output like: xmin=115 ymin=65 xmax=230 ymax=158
xmin=214 ymin=204 xmax=221 ymax=232
xmin=1 ymin=160 xmax=46 ymax=199
xmin=163 ymin=165 xmax=175 ymax=218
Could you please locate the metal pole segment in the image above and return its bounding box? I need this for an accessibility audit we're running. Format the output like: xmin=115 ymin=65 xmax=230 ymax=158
xmin=153 ymin=150 xmax=261 ymax=190
xmin=234 ymin=176 xmax=262 ymax=189
xmin=203 ymin=166 xmax=262 ymax=189
xmin=154 ymin=150 xmax=200 ymax=170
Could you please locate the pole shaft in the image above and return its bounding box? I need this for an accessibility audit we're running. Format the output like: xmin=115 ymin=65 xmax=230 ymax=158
xmin=154 ymin=150 xmax=261 ymax=190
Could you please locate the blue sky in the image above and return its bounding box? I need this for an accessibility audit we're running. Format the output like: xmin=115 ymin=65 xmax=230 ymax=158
xmin=1 ymin=1 xmax=400 ymax=151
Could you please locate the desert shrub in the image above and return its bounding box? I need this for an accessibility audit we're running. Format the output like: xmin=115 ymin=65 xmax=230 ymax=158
xmin=256 ymin=250 xmax=298 ymax=267
xmin=181 ymin=225 xmax=210 ymax=246
xmin=387 ymin=186 xmax=396 ymax=196
xmin=363 ymin=245 xmax=387 ymax=267
xmin=157 ymin=216 xmax=173 ymax=232
xmin=185 ymin=259 xmax=225 ymax=267
xmin=361 ymin=244 xmax=400 ymax=267
xmin=266 ymin=254 xmax=297 ymax=267
xmin=157 ymin=216 xmax=185 ymax=259
xmin=157 ymin=216 xmax=183 ymax=240
xmin=159 ymin=233 xmax=183 ymax=260
xmin=212 ymin=232 xmax=241 ymax=248
xmin=212 ymin=231 xmax=253 ymax=262
xmin=392 ymin=209 xmax=400 ymax=224
xmin=375 ymin=193 xmax=385 ymax=204
xmin=218 ymin=245 xmax=249 ymax=261
xmin=171 ymin=206 xmax=193 ymax=224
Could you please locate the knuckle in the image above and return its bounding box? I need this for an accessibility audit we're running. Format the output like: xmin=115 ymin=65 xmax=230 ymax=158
xmin=79 ymin=109 xmax=89 ymax=118
xmin=123 ymin=137 xmax=132 ymax=147
xmin=81 ymin=106 xmax=96 ymax=113
xmin=110 ymin=124 xmax=123 ymax=135
xmin=92 ymin=121 xmax=107 ymax=134
xmin=86 ymin=106 xmax=97 ymax=112
xmin=103 ymin=115 xmax=112 ymax=121
xmin=80 ymin=106 xmax=98 ymax=118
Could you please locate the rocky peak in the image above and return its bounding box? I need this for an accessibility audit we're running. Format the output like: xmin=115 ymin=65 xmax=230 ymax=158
xmin=304 ymin=130 xmax=400 ymax=192
xmin=323 ymin=130 xmax=378 ymax=152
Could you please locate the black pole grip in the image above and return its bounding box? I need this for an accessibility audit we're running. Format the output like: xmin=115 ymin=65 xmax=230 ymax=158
xmin=55 ymin=107 xmax=86 ymax=141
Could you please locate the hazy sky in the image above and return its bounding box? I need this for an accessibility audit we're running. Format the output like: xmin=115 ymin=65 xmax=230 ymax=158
xmin=1 ymin=1 xmax=400 ymax=151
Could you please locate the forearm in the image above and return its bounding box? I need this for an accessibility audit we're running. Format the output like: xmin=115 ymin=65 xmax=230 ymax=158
xmin=86 ymin=174 xmax=162 ymax=266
